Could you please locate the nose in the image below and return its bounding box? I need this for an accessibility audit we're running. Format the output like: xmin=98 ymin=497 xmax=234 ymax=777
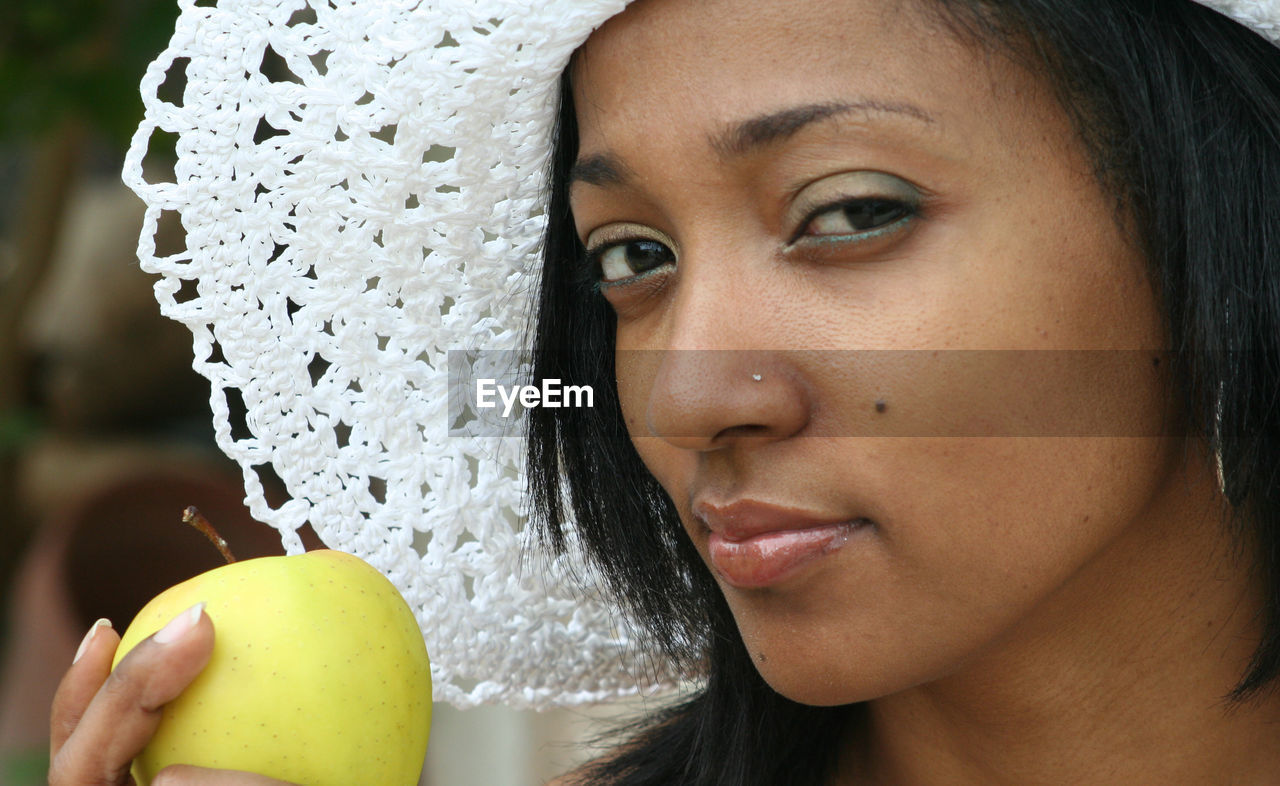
xmin=631 ymin=267 xmax=812 ymax=451
xmin=639 ymin=349 xmax=811 ymax=450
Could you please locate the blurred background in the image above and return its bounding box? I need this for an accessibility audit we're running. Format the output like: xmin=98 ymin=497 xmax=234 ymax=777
xmin=0 ymin=2 xmax=652 ymax=783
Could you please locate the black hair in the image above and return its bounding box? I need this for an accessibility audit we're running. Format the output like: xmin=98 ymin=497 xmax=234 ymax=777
xmin=526 ymin=1 xmax=1280 ymax=783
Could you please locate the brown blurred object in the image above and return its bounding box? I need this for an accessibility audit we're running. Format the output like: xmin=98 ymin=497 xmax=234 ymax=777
xmin=1 ymin=148 xmax=202 ymax=632
xmin=0 ymin=166 xmax=314 ymax=781
xmin=59 ymin=469 xmax=320 ymax=632
xmin=0 ymin=120 xmax=86 ymax=624
xmin=0 ymin=459 xmax=320 ymax=762
xmin=24 ymin=181 xmax=204 ymax=434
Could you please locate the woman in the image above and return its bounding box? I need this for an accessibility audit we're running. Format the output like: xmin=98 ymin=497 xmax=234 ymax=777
xmin=51 ymin=0 xmax=1280 ymax=784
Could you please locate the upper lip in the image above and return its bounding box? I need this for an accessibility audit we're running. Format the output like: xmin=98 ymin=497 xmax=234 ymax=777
xmin=693 ymin=498 xmax=855 ymax=542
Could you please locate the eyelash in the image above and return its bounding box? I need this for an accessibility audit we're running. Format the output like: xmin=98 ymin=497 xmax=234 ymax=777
xmin=583 ymin=195 xmax=919 ymax=289
xmin=788 ymin=196 xmax=918 ymax=246
xmin=584 ymin=238 xmax=675 ymax=291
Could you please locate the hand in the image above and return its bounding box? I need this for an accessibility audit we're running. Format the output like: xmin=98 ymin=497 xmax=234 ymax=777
xmin=48 ymin=606 xmax=298 ymax=785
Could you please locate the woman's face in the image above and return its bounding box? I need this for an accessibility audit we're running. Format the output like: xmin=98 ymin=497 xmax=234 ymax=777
xmin=569 ymin=0 xmax=1202 ymax=705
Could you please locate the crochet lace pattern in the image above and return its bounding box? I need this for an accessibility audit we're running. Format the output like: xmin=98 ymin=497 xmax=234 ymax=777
xmin=123 ymin=0 xmax=1277 ymax=709
xmin=122 ymin=0 xmax=675 ymax=710
xmin=1206 ymin=0 xmax=1280 ymax=44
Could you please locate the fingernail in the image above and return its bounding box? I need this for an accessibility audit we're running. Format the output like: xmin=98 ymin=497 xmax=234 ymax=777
xmin=154 ymin=602 xmax=206 ymax=644
xmin=73 ymin=618 xmax=113 ymax=664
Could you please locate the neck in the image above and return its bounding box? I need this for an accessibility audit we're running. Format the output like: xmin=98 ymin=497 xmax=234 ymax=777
xmin=842 ymin=452 xmax=1280 ymax=785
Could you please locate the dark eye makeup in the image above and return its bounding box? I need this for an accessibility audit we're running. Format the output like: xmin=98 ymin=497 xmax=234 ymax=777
xmin=784 ymin=170 xmax=922 ymax=248
xmin=579 ymin=171 xmax=923 ymax=290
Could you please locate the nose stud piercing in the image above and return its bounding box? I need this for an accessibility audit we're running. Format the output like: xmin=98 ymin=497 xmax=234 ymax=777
xmin=752 ymin=373 xmax=763 ymax=382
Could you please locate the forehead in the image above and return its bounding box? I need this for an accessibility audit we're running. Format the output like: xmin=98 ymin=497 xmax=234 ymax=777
xmin=570 ymin=0 xmax=1064 ymax=167
xmin=577 ymin=0 xmax=938 ymax=86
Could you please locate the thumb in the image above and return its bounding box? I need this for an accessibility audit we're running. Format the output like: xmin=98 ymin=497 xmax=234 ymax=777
xmin=48 ymin=603 xmax=214 ymax=786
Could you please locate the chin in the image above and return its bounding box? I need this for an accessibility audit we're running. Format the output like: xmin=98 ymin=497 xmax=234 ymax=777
xmin=746 ymin=645 xmax=915 ymax=707
xmin=758 ymin=670 xmax=880 ymax=708
xmin=731 ymin=603 xmax=967 ymax=708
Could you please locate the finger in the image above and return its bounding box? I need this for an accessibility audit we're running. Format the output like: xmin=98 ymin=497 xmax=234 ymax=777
xmin=50 ymin=618 xmax=117 ymax=756
xmin=48 ymin=603 xmax=214 ymax=786
xmin=152 ymin=765 xmax=303 ymax=785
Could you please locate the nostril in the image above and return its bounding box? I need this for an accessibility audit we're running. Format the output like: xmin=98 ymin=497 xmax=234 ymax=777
xmin=711 ymin=423 xmax=776 ymax=443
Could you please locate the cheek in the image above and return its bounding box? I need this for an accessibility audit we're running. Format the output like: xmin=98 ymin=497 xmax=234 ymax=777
xmin=614 ymin=349 xmax=689 ymax=493
xmin=727 ymin=435 xmax=1181 ymax=705
xmin=939 ymin=154 xmax=1161 ymax=352
xmin=809 ymin=349 xmax=1173 ymax=441
xmin=892 ymin=437 xmax=1178 ymax=666
xmin=880 ymin=438 xmax=1169 ymax=585
xmin=614 ymin=349 xmax=651 ymax=436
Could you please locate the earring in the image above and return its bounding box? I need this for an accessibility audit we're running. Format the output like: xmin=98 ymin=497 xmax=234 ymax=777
xmin=1214 ymin=443 xmax=1226 ymax=498
xmin=1213 ymin=383 xmax=1227 ymax=498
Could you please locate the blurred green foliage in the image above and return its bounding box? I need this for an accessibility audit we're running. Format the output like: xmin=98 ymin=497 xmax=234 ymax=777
xmin=0 ymin=409 xmax=42 ymax=457
xmin=2 ymin=750 xmax=48 ymax=786
xmin=0 ymin=0 xmax=182 ymax=145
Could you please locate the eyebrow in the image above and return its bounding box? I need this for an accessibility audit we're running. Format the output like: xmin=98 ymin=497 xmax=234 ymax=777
xmin=569 ymin=99 xmax=936 ymax=187
xmin=713 ymin=100 xmax=935 ymax=157
xmin=569 ymin=154 xmax=633 ymax=187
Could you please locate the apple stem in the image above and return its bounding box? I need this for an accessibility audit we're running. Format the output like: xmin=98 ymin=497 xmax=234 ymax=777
xmin=183 ymin=506 xmax=238 ymax=564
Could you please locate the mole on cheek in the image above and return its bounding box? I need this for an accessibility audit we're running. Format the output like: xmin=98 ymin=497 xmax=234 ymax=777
xmin=875 ymin=399 xmax=888 ymax=414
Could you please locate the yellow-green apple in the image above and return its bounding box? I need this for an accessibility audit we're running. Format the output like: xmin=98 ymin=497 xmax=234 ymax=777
xmin=112 ymin=548 xmax=431 ymax=786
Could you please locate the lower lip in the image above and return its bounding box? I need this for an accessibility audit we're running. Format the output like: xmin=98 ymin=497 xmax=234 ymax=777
xmin=707 ymin=520 xmax=868 ymax=589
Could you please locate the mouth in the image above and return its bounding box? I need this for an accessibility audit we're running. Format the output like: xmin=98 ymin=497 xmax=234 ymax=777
xmin=694 ymin=499 xmax=874 ymax=589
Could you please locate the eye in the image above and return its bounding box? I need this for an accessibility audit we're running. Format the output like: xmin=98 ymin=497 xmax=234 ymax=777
xmin=594 ymin=239 xmax=675 ymax=283
xmin=787 ymin=171 xmax=922 ymax=248
xmin=584 ymin=224 xmax=677 ymax=286
xmin=804 ymin=198 xmax=912 ymax=237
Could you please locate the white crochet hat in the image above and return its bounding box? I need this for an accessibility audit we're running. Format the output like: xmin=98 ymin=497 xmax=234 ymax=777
xmin=123 ymin=0 xmax=1280 ymax=709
